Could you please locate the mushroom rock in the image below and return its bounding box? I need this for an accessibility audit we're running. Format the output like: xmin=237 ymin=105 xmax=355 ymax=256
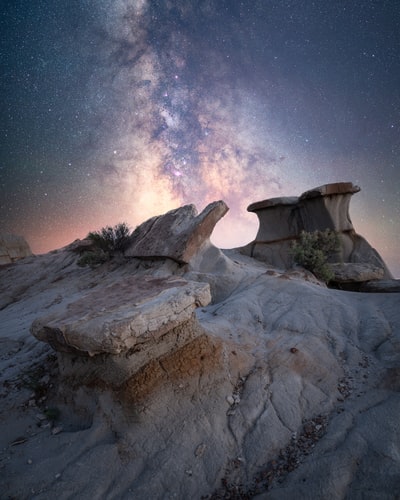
xmin=242 ymin=182 xmax=392 ymax=279
xmin=30 ymin=276 xmax=211 ymax=386
xmin=124 ymin=200 xmax=229 ymax=264
xmin=0 ymin=233 xmax=33 ymax=265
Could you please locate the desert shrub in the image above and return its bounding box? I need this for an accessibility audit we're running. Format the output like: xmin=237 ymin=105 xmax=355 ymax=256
xmin=77 ymin=222 xmax=131 ymax=267
xmin=77 ymin=249 xmax=110 ymax=268
xmin=291 ymin=229 xmax=340 ymax=283
xmin=87 ymin=222 xmax=131 ymax=253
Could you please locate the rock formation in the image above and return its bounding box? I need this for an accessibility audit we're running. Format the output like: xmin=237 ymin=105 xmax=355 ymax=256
xmin=241 ymin=182 xmax=393 ymax=281
xmin=0 ymin=233 xmax=33 ymax=265
xmin=31 ymin=277 xmax=211 ymax=385
xmin=124 ymin=200 xmax=228 ymax=263
xmin=0 ymin=188 xmax=399 ymax=499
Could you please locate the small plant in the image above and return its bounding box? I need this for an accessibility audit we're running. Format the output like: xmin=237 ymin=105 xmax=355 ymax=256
xmin=87 ymin=222 xmax=131 ymax=253
xmin=77 ymin=249 xmax=110 ymax=268
xmin=291 ymin=229 xmax=340 ymax=283
xmin=77 ymin=222 xmax=131 ymax=267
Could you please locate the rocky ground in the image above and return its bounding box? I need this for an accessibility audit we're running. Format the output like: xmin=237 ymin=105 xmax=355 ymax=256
xmin=0 ymin=241 xmax=399 ymax=499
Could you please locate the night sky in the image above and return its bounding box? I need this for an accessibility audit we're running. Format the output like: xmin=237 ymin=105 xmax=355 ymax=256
xmin=1 ymin=1 xmax=399 ymax=276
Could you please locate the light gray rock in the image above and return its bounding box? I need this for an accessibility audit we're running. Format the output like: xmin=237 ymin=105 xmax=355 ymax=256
xmin=31 ymin=276 xmax=210 ymax=352
xmin=124 ymin=200 xmax=229 ymax=263
xmin=0 ymin=201 xmax=399 ymax=500
xmin=0 ymin=233 xmax=33 ymax=265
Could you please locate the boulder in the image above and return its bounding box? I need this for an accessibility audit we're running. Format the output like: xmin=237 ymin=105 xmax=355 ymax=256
xmin=124 ymin=200 xmax=229 ymax=264
xmin=329 ymin=263 xmax=385 ymax=283
xmin=30 ymin=276 xmax=211 ymax=384
xmin=0 ymin=233 xmax=32 ymax=265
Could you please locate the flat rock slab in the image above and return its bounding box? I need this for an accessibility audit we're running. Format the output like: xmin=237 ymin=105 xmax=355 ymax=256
xmin=360 ymin=279 xmax=400 ymax=293
xmin=31 ymin=276 xmax=211 ymax=356
xmin=329 ymin=262 xmax=385 ymax=283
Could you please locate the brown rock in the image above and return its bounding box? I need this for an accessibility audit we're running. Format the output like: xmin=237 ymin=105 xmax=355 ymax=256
xmin=329 ymin=263 xmax=385 ymax=283
xmin=241 ymin=182 xmax=392 ymax=278
xmin=30 ymin=276 xmax=211 ymax=384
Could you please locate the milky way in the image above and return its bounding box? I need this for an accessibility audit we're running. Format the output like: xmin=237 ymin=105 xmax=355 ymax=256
xmin=1 ymin=0 xmax=399 ymax=275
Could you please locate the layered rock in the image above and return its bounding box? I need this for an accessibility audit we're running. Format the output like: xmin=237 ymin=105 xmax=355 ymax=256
xmin=329 ymin=263 xmax=385 ymax=283
xmin=1 ymin=198 xmax=400 ymax=499
xmin=0 ymin=233 xmax=33 ymax=265
xmin=360 ymin=279 xmax=400 ymax=293
xmin=241 ymin=182 xmax=392 ymax=279
xmin=31 ymin=276 xmax=211 ymax=385
xmin=124 ymin=200 xmax=228 ymax=264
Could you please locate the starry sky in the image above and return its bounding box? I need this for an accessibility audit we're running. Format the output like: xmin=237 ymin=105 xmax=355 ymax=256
xmin=1 ymin=0 xmax=399 ymax=276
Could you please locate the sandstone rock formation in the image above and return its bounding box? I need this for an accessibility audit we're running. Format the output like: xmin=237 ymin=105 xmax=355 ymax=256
xmin=124 ymin=200 xmax=228 ymax=264
xmin=0 ymin=194 xmax=399 ymax=499
xmin=241 ymin=182 xmax=392 ymax=280
xmin=0 ymin=233 xmax=33 ymax=265
xmin=329 ymin=262 xmax=385 ymax=283
xmin=31 ymin=277 xmax=211 ymax=385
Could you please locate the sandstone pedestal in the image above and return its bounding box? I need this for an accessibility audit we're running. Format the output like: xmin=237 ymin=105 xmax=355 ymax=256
xmin=241 ymin=182 xmax=392 ymax=279
xmin=30 ymin=276 xmax=211 ymax=386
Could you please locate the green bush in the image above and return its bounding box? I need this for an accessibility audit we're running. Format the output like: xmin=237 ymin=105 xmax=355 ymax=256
xmin=77 ymin=249 xmax=110 ymax=268
xmin=87 ymin=222 xmax=131 ymax=253
xmin=291 ymin=229 xmax=340 ymax=283
xmin=77 ymin=222 xmax=131 ymax=267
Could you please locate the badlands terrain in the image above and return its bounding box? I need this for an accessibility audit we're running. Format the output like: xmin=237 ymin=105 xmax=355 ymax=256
xmin=0 ymin=187 xmax=399 ymax=499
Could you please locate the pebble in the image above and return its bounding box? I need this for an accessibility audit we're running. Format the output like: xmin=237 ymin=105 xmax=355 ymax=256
xmin=51 ymin=426 xmax=63 ymax=435
xmin=27 ymin=459 xmax=33 ymax=465
xmin=195 ymin=443 xmax=206 ymax=458
xmin=226 ymin=395 xmax=235 ymax=406
xmin=40 ymin=374 xmax=50 ymax=385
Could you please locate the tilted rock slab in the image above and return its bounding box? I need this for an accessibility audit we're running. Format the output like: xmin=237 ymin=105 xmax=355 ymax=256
xmin=124 ymin=200 xmax=229 ymax=263
xmin=31 ymin=276 xmax=211 ymax=384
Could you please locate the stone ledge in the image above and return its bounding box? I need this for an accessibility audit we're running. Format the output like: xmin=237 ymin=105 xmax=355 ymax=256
xmin=329 ymin=263 xmax=385 ymax=283
xmin=31 ymin=276 xmax=211 ymax=356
